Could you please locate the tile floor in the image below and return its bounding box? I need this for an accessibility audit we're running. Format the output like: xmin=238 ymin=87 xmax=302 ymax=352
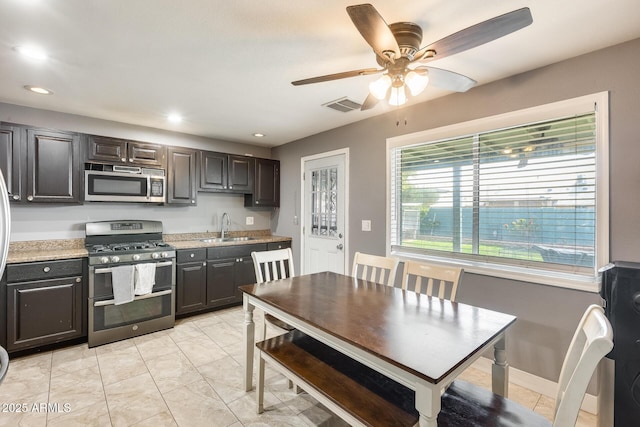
xmin=0 ymin=306 xmax=597 ymax=426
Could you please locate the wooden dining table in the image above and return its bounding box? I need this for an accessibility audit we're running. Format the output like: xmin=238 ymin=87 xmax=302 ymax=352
xmin=240 ymin=271 xmax=517 ymax=426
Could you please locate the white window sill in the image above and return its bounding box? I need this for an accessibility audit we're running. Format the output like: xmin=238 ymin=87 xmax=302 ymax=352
xmin=390 ymin=249 xmax=600 ymax=293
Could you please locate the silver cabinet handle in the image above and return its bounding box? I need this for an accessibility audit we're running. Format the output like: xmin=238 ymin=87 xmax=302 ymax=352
xmin=190 ymin=253 xmax=195 ymax=258
xmin=27 ymin=195 xmax=33 ymax=201
xmin=12 ymin=195 xmax=19 ymax=201
xmin=337 ymin=244 xmax=344 ymax=250
xmin=43 ymin=266 xmax=51 ymax=273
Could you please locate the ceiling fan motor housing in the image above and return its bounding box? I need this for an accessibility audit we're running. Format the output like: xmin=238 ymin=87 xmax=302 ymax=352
xmin=385 ymin=22 xmax=424 ymax=61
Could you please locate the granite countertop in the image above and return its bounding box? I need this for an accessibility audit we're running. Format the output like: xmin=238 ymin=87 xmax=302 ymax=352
xmin=7 ymin=231 xmax=292 ymax=264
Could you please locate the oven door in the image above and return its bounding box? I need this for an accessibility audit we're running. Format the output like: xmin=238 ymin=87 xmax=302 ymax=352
xmin=88 ymin=260 xmax=175 ymax=347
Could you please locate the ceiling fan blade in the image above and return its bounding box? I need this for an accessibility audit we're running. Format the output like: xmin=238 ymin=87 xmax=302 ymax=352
xmin=291 ymin=68 xmax=383 ymax=86
xmin=346 ymin=4 xmax=400 ymax=62
xmin=415 ymin=7 xmax=533 ymax=62
xmin=416 ymin=66 xmax=477 ymax=92
xmin=360 ymin=93 xmax=379 ymax=110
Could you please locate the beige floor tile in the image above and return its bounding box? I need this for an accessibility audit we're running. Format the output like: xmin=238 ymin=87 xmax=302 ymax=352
xmin=0 ymin=353 xmax=52 ymax=402
xmin=533 ymin=394 xmax=555 ymax=421
xmin=51 ymin=344 xmax=98 ymax=378
xmin=134 ymin=331 xmax=180 ymax=360
xmin=175 ymin=335 xmax=228 ymax=367
xmin=200 ymin=321 xmax=243 ymax=348
xmin=94 ymin=337 xmax=137 ymax=356
xmin=48 ymin=366 xmax=105 ymax=419
xmin=507 ymin=382 xmax=542 ymax=410
xmin=144 ymin=350 xmax=202 ymax=394
xmin=129 ymin=410 xmax=177 ymax=427
xmin=165 ymin=321 xmax=205 ymax=343
xmin=198 ymin=355 xmax=247 ymax=404
xmin=96 ymin=344 xmax=148 ymax=386
xmin=162 ymin=378 xmax=238 ymax=427
xmin=45 ymin=400 xmax=111 ymax=427
xmin=0 ymin=392 xmax=49 ymax=427
xmin=227 ymin=391 xmax=306 ymax=426
xmin=104 ymin=372 xmax=168 ymax=427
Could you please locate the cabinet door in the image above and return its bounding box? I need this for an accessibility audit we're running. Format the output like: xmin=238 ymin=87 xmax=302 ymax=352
xmin=206 ymin=259 xmax=237 ymax=307
xmin=228 ymin=155 xmax=254 ymax=193
xmin=246 ymin=158 xmax=280 ymax=207
xmin=87 ymin=135 xmax=127 ymax=164
xmin=176 ymin=262 xmax=207 ymax=314
xmin=199 ymin=151 xmax=227 ymax=191
xmin=0 ymin=124 xmax=23 ymax=201
xmin=26 ymin=128 xmax=80 ymax=203
xmin=167 ymin=147 xmax=197 ymax=205
xmin=7 ymin=276 xmax=83 ymax=351
xmin=128 ymin=142 xmax=166 ymax=167
xmin=234 ymin=256 xmax=257 ymax=303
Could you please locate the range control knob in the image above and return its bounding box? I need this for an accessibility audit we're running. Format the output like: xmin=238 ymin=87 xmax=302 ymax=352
xmin=161 ymin=252 xmax=170 ymax=258
xmin=133 ymin=254 xmax=141 ymax=261
xmin=110 ymin=256 xmax=120 ymax=263
xmin=100 ymin=257 xmax=109 ymax=264
xmin=151 ymin=253 xmax=160 ymax=259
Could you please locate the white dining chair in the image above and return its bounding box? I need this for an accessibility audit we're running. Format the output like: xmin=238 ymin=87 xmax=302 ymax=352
xmin=401 ymin=260 xmax=463 ymax=301
xmin=438 ymin=304 xmax=613 ymax=426
xmin=251 ymin=248 xmax=296 ymax=340
xmin=352 ymin=252 xmax=399 ymax=287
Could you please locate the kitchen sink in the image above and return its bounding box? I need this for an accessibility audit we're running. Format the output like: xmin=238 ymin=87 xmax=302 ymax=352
xmin=200 ymin=237 xmax=257 ymax=243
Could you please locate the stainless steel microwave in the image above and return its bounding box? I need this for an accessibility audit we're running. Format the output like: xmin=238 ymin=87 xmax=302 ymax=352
xmin=84 ymin=164 xmax=166 ymax=203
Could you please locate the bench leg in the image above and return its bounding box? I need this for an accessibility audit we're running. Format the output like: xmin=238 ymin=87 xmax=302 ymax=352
xmin=257 ymin=353 xmax=265 ymax=414
xmin=415 ymin=384 xmax=440 ymax=427
xmin=243 ymin=298 xmax=255 ymax=392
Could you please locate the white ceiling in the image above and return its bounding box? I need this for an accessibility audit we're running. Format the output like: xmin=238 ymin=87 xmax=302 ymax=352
xmin=1 ymin=1 xmax=639 ymax=147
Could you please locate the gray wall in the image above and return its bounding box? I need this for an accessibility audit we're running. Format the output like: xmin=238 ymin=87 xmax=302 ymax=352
xmin=272 ymin=38 xmax=640 ymax=382
xmin=0 ymin=103 xmax=275 ymax=241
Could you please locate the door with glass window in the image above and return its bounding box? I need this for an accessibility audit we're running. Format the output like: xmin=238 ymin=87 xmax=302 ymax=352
xmin=303 ymin=153 xmax=346 ymax=274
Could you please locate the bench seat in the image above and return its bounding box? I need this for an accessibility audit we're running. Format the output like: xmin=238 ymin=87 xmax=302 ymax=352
xmin=256 ymin=329 xmax=419 ymax=427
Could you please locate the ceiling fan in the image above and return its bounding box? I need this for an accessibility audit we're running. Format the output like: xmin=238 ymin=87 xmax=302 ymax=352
xmin=292 ymin=4 xmax=533 ymax=110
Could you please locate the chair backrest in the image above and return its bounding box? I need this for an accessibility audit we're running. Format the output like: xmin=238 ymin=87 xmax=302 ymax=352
xmin=401 ymin=261 xmax=463 ymax=301
xmin=553 ymin=304 xmax=613 ymax=427
xmin=352 ymin=252 xmax=399 ymax=287
xmin=0 ymin=345 xmax=8 ymax=386
xmin=252 ymin=248 xmax=295 ymax=283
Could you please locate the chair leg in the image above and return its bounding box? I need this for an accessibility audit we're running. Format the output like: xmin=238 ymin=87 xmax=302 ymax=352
xmin=295 ymin=384 xmax=303 ymax=394
xmin=257 ymin=353 xmax=265 ymax=414
xmin=288 ymin=379 xmax=293 ymax=389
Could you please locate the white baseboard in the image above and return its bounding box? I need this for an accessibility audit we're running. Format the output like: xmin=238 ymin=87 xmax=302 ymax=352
xmin=471 ymin=357 xmax=598 ymax=415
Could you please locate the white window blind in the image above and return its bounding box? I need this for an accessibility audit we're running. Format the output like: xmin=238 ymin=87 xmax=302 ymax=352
xmin=390 ymin=106 xmax=602 ymax=279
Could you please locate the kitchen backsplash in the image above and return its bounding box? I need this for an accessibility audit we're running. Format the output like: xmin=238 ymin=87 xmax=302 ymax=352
xmin=9 ymin=192 xmax=273 ymax=242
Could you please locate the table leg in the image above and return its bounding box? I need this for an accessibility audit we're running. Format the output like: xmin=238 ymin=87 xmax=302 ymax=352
xmin=491 ymin=334 xmax=509 ymax=397
xmin=414 ymin=383 xmax=440 ymax=427
xmin=256 ymin=352 xmax=265 ymax=413
xmin=243 ymin=297 xmax=255 ymax=392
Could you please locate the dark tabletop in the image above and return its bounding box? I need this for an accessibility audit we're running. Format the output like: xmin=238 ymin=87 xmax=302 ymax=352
xmin=240 ymin=271 xmax=516 ymax=384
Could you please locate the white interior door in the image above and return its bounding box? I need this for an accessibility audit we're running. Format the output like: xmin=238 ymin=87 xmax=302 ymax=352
xmin=302 ymin=150 xmax=348 ymax=274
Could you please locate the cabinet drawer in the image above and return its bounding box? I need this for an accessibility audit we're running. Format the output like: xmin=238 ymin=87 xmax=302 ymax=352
xmin=267 ymin=241 xmax=291 ymax=250
xmin=7 ymin=259 xmax=83 ymax=282
xmin=177 ymin=248 xmax=207 ymax=263
xmin=207 ymin=243 xmax=267 ymax=260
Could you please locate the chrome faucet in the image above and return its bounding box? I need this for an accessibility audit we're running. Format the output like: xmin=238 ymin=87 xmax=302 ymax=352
xmin=221 ymin=212 xmax=230 ymax=239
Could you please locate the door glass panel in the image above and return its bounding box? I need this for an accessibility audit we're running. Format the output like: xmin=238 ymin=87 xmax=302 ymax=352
xmin=310 ymin=167 xmax=338 ymax=237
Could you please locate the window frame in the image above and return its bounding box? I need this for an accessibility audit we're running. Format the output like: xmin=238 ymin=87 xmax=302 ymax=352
xmin=386 ymin=92 xmax=609 ymax=292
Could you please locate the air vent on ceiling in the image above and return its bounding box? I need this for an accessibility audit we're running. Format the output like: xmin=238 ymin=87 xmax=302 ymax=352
xmin=322 ymin=97 xmax=362 ymax=112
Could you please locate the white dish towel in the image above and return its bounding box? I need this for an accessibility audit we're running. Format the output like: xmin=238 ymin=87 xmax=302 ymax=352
xmin=111 ymin=265 xmax=135 ymax=305
xmin=134 ymin=263 xmax=156 ymax=296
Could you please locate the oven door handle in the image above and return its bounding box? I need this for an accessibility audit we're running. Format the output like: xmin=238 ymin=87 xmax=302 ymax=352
xmin=94 ymin=260 xmax=174 ymax=274
xmin=93 ymin=289 xmax=173 ymax=307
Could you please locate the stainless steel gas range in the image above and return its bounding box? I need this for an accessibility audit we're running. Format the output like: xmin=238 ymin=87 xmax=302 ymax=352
xmin=85 ymin=220 xmax=176 ymax=347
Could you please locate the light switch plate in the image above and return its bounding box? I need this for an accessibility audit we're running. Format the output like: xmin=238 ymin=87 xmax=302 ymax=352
xmin=362 ymin=220 xmax=371 ymax=232
xmin=246 ymin=216 xmax=254 ymax=225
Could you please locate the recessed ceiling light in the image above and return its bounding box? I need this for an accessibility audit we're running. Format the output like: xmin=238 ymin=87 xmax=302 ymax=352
xmin=167 ymin=113 xmax=182 ymax=123
xmin=252 ymin=133 xmax=265 ymax=138
xmin=24 ymin=85 xmax=53 ymax=95
xmin=14 ymin=45 xmax=48 ymax=61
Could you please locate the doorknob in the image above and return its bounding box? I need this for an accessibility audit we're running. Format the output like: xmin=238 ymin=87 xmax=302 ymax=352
xmin=337 ymin=244 xmax=344 ymax=250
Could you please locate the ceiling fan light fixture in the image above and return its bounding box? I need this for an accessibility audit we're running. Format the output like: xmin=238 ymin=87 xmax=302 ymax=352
xmin=368 ymin=74 xmax=391 ymax=100
xmin=388 ymin=85 xmax=407 ymax=106
xmin=405 ymin=70 xmax=429 ymax=96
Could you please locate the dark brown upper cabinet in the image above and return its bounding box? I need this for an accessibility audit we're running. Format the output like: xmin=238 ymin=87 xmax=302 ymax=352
xmin=199 ymin=151 xmax=254 ymax=193
xmin=87 ymin=135 xmax=166 ymax=167
xmin=245 ymin=158 xmax=280 ymax=207
xmin=26 ymin=128 xmax=81 ymax=203
xmin=167 ymin=147 xmax=197 ymax=205
xmin=0 ymin=124 xmax=23 ymax=202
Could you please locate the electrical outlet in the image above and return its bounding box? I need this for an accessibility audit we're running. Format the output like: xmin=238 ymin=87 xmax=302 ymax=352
xmin=246 ymin=216 xmax=254 ymax=225
xmin=362 ymin=220 xmax=371 ymax=232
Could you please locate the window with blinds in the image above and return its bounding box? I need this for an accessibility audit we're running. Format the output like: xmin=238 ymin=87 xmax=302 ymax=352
xmin=389 ymin=96 xmax=606 ymax=281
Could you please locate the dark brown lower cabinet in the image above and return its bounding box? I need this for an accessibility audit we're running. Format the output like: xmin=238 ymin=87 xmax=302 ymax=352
xmin=6 ymin=259 xmax=86 ymax=352
xmin=176 ymin=242 xmax=290 ymax=315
